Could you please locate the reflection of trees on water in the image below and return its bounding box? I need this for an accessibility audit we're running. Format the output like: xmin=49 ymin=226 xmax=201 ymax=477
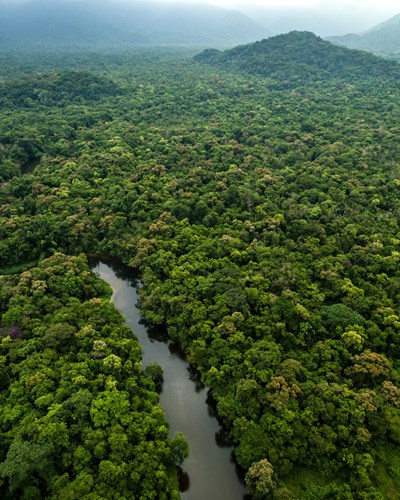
xmin=176 ymin=466 xmax=190 ymax=493
xmin=187 ymin=364 xmax=204 ymax=393
xmin=88 ymin=254 xmax=140 ymax=288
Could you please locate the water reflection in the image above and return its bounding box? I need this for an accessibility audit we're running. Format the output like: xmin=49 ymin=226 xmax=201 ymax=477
xmin=215 ymin=429 xmax=233 ymax=448
xmin=146 ymin=324 xmax=167 ymax=344
xmin=177 ymin=466 xmax=190 ymax=492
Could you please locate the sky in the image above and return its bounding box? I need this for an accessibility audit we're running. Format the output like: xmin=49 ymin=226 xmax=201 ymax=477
xmin=150 ymin=0 xmax=400 ymax=30
xmin=0 ymin=0 xmax=398 ymax=6
xmin=117 ymin=0 xmax=400 ymax=26
xmin=0 ymin=0 xmax=397 ymax=10
xmin=151 ymin=0 xmax=399 ymax=9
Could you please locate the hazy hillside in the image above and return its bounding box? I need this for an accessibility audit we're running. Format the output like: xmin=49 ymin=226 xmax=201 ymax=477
xmin=242 ymin=4 xmax=387 ymax=38
xmin=0 ymin=0 xmax=268 ymax=48
xmin=328 ymin=13 xmax=400 ymax=56
xmin=195 ymin=31 xmax=400 ymax=86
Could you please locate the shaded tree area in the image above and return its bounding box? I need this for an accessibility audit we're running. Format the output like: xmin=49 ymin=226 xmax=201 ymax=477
xmin=1 ymin=36 xmax=400 ymax=497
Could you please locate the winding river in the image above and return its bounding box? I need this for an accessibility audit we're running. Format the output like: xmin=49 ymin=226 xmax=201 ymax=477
xmin=90 ymin=257 xmax=248 ymax=500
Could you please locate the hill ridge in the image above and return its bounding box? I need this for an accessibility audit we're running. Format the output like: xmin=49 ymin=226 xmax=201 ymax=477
xmin=195 ymin=31 xmax=400 ymax=86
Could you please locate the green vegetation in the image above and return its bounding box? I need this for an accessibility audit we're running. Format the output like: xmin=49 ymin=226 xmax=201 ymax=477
xmin=0 ymin=254 xmax=185 ymax=499
xmin=0 ymin=252 xmax=45 ymax=276
xmin=1 ymin=33 xmax=400 ymax=498
xmin=195 ymin=31 xmax=400 ymax=84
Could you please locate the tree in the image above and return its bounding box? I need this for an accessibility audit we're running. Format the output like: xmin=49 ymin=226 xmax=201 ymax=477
xmin=0 ymin=440 xmax=54 ymax=493
xmin=170 ymin=432 xmax=189 ymax=466
xmin=245 ymin=459 xmax=276 ymax=499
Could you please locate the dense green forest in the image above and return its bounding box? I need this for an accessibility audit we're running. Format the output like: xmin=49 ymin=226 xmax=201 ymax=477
xmin=0 ymin=254 xmax=186 ymax=499
xmin=195 ymin=31 xmax=400 ymax=83
xmin=1 ymin=33 xmax=400 ymax=498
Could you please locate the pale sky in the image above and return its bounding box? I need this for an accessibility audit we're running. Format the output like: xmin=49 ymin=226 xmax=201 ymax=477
xmin=158 ymin=0 xmax=398 ymax=18
xmin=1 ymin=0 xmax=399 ymax=21
xmin=152 ymin=0 xmax=399 ymax=8
xmin=0 ymin=0 xmax=399 ymax=10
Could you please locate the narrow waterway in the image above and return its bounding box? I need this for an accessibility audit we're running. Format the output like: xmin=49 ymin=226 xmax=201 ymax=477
xmin=91 ymin=257 xmax=248 ymax=500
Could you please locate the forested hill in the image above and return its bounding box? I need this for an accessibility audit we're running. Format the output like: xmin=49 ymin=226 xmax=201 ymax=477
xmin=195 ymin=31 xmax=400 ymax=85
xmin=328 ymin=14 xmax=400 ymax=57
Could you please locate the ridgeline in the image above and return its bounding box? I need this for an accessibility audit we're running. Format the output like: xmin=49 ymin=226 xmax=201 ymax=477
xmin=195 ymin=31 xmax=400 ymax=86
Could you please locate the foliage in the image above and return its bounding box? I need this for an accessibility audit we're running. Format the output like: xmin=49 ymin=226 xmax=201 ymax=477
xmin=195 ymin=31 xmax=400 ymax=86
xmin=1 ymin=36 xmax=400 ymax=497
xmin=0 ymin=254 xmax=180 ymax=499
xmin=245 ymin=459 xmax=276 ymax=499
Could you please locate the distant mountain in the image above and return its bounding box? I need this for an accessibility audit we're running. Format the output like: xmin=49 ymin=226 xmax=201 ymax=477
xmin=0 ymin=0 xmax=268 ymax=48
xmin=194 ymin=31 xmax=400 ymax=86
xmin=242 ymin=5 xmax=385 ymax=38
xmin=327 ymin=13 xmax=400 ymax=56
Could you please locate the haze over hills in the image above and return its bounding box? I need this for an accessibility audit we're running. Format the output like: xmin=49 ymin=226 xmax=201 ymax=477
xmin=328 ymin=13 xmax=400 ymax=56
xmin=195 ymin=31 xmax=400 ymax=86
xmin=0 ymin=0 xmax=268 ymax=48
xmin=1 ymin=0 xmax=399 ymax=50
xmin=241 ymin=3 xmax=392 ymax=38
